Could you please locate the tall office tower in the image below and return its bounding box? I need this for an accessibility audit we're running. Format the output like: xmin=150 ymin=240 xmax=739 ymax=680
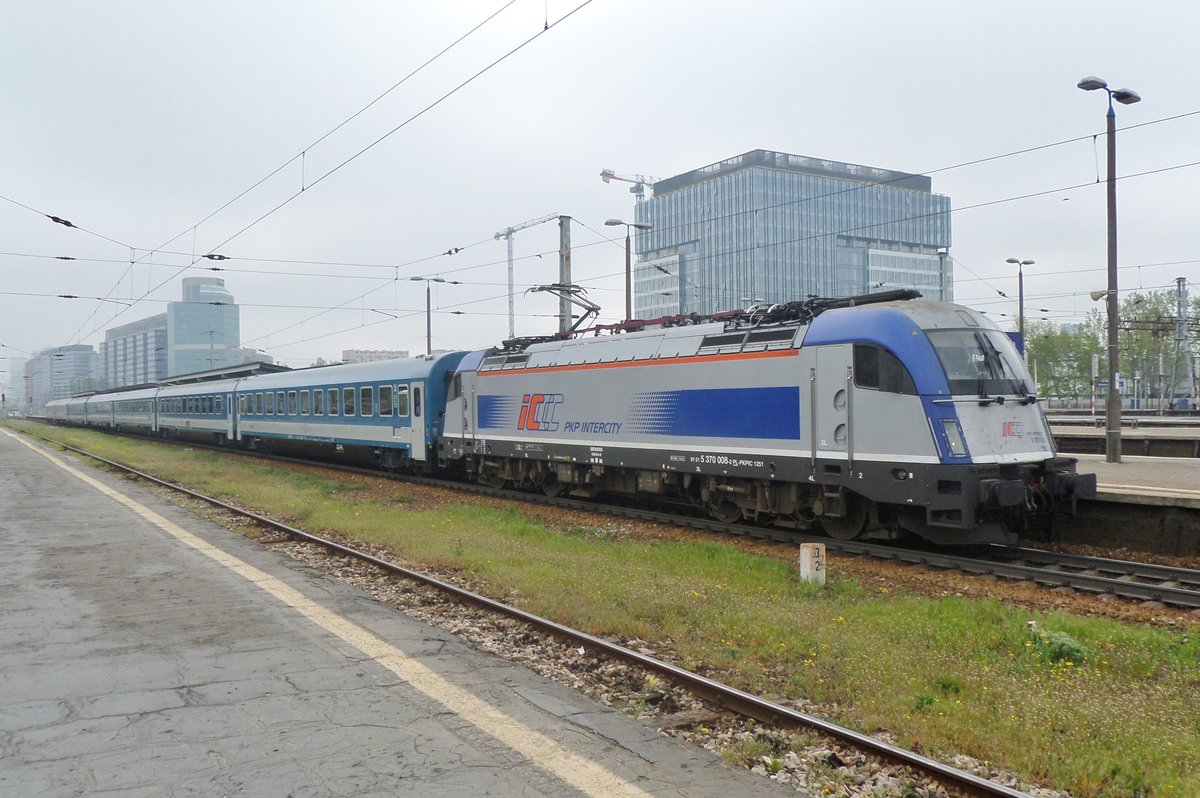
xmin=167 ymin=277 xmax=241 ymax=376
xmin=99 ymin=314 xmax=168 ymax=388
xmin=633 ymin=149 xmax=952 ymax=319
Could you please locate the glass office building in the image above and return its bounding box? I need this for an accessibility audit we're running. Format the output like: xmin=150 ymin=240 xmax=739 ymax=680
xmin=99 ymin=314 xmax=168 ymax=388
xmin=633 ymin=150 xmax=952 ymax=319
xmin=167 ymin=277 xmax=241 ymax=377
xmin=24 ymin=345 xmax=98 ymax=413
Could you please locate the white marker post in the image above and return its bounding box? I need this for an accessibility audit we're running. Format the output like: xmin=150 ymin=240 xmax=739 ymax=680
xmin=798 ymin=542 xmax=826 ymax=585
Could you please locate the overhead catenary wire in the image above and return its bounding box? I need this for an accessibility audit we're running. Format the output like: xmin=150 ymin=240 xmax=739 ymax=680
xmin=72 ymin=0 xmax=598 ymax=347
xmin=10 ymin=150 xmax=1200 ymax=354
xmin=6 ymin=97 xmax=1199 ymax=354
xmin=55 ymin=1 xmax=521 ymax=346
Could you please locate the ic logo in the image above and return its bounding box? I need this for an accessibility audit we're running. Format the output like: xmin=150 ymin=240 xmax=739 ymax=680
xmin=1001 ymin=421 xmax=1025 ymax=437
xmin=518 ymin=393 xmax=564 ymax=431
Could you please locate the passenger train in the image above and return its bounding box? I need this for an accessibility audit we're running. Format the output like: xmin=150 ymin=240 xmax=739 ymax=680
xmin=45 ymin=292 xmax=1096 ymax=545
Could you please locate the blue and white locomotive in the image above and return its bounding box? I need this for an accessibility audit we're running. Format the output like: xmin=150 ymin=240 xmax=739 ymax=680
xmin=439 ymin=293 xmax=1095 ymax=544
xmin=47 ymin=292 xmax=1094 ymax=545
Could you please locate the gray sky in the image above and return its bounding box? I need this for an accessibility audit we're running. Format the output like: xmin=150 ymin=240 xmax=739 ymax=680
xmin=3 ymin=0 xmax=1198 ymax=386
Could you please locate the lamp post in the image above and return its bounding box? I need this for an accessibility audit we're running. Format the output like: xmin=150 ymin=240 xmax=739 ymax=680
xmin=410 ymin=276 xmax=461 ymax=355
xmin=1005 ymin=258 xmax=1034 ymax=361
xmin=605 ymin=219 xmax=653 ymax=321
xmin=1078 ymin=75 xmax=1140 ymax=463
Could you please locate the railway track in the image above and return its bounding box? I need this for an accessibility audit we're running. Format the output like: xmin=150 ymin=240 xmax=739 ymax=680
xmin=34 ymin=433 xmax=1034 ymax=798
xmin=25 ymin=422 xmax=1200 ymax=610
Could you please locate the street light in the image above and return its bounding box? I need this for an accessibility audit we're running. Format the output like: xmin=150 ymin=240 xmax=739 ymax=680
xmin=605 ymin=219 xmax=653 ymax=321
xmin=1078 ymin=75 xmax=1141 ymax=463
xmin=410 ymin=276 xmax=461 ymax=355
xmin=1005 ymin=258 xmax=1034 ymax=360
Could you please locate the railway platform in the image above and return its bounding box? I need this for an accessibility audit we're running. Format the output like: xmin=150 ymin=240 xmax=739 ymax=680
xmin=1073 ymin=452 xmax=1200 ymax=508
xmin=1051 ymin=423 xmax=1200 ymax=458
xmin=1063 ymin=453 xmax=1200 ymax=555
xmin=0 ymin=430 xmax=785 ymax=798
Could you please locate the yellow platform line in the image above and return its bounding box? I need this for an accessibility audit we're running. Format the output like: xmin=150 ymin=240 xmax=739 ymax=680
xmin=9 ymin=431 xmax=653 ymax=798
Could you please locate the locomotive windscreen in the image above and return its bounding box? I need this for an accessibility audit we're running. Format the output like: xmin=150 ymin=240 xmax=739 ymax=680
xmin=927 ymin=329 xmax=1032 ymax=397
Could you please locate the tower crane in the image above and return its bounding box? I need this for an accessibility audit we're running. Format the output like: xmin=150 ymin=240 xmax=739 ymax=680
xmin=599 ymin=169 xmax=660 ymax=202
xmin=494 ymin=213 xmax=559 ymax=338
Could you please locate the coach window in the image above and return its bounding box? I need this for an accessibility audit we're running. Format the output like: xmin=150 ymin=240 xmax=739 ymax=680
xmin=395 ymin=385 xmax=410 ymax=417
xmin=300 ymin=390 xmax=310 ymax=415
xmin=266 ymin=392 xmax=275 ymax=415
xmin=327 ymin=388 xmax=339 ymax=416
xmin=413 ymin=386 xmax=422 ymax=418
xmin=288 ymin=391 xmax=298 ymax=415
xmin=205 ymin=396 xmax=213 ymax=414
xmin=361 ymin=386 xmax=374 ymax=416
xmin=276 ymin=392 xmax=286 ymax=414
xmin=238 ymin=396 xmax=246 ymax=415
xmin=216 ymin=396 xmax=223 ymax=414
xmin=343 ymin=387 xmax=356 ymax=416
xmin=378 ymin=385 xmax=393 ymax=416
xmin=853 ymin=344 xmax=917 ymax=395
xmin=313 ymin=388 xmax=324 ymax=415
xmin=255 ymin=392 xmax=264 ymax=414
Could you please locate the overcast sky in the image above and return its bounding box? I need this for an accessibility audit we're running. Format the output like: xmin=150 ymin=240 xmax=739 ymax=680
xmin=3 ymin=0 xmax=1198 ymax=386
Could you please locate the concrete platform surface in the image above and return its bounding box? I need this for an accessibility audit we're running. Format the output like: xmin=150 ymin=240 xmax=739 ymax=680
xmin=0 ymin=430 xmax=788 ymax=798
xmin=1072 ymin=452 xmax=1200 ymax=507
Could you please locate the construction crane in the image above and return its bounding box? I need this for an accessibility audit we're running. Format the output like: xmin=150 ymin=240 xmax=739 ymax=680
xmin=494 ymin=213 xmax=559 ymax=338
xmin=599 ymin=169 xmax=660 ymax=202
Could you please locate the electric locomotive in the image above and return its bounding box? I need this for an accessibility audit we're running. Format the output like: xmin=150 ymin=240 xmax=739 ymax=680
xmin=439 ymin=291 xmax=1095 ymax=545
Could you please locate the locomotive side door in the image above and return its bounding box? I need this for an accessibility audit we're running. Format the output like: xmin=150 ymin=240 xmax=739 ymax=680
xmin=813 ymin=345 xmax=853 ymax=467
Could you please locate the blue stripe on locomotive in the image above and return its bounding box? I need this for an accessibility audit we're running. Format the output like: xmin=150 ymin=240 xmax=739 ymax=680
xmin=478 ymin=394 xmax=519 ymax=428
xmin=627 ymin=387 xmax=800 ymax=439
xmin=803 ymin=306 xmax=951 ymax=395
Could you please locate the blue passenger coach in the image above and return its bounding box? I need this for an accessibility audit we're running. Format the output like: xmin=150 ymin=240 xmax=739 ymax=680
xmin=157 ymin=378 xmax=241 ymax=441
xmin=233 ymin=353 xmax=467 ymax=469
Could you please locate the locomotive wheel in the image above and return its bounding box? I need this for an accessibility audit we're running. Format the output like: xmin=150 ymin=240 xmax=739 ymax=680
xmin=539 ymin=474 xmax=565 ymax=497
xmin=820 ymin=496 xmax=868 ymax=541
xmin=708 ymin=499 xmax=743 ymax=525
xmin=482 ymin=473 xmax=509 ymax=489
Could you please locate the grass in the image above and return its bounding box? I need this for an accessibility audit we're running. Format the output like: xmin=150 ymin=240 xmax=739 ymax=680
xmin=11 ymin=421 xmax=1200 ymax=798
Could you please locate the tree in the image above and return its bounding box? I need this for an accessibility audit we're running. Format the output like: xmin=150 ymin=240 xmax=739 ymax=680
xmin=1025 ymin=317 xmax=1102 ymax=401
xmin=1024 ymin=287 xmax=1198 ymax=408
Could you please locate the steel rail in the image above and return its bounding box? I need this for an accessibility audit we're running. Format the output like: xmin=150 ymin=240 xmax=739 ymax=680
xmin=25 ymin=420 xmax=1200 ymax=609
xmin=983 ymin=545 xmax=1200 ymax=590
xmin=39 ymin=434 xmax=1031 ymax=798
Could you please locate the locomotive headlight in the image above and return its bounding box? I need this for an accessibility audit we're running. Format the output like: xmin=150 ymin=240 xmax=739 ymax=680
xmin=941 ymin=419 xmax=967 ymax=457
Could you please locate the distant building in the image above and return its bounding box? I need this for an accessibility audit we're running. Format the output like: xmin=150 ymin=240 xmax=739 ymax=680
xmin=167 ymin=277 xmax=241 ymax=377
xmin=1 ymin=358 xmax=25 ymax=415
xmin=634 ymin=149 xmax=953 ymax=319
xmin=341 ymin=348 xmax=410 ymax=363
xmin=99 ymin=313 xmax=168 ymax=389
xmin=25 ymin=345 xmax=98 ymax=414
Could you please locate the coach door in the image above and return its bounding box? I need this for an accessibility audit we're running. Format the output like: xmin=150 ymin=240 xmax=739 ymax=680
xmin=409 ymin=381 xmax=426 ymax=461
xmin=813 ymin=346 xmax=854 ymax=469
xmin=226 ymin=393 xmax=235 ymax=440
